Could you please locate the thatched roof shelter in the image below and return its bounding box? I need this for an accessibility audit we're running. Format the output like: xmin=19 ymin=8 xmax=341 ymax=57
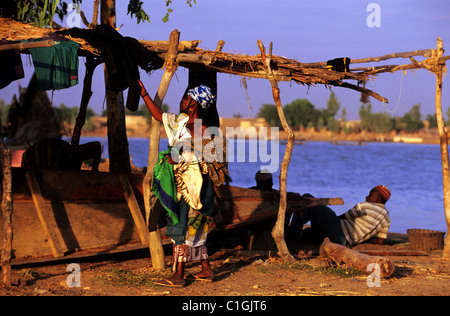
xmin=0 ymin=17 xmax=386 ymax=102
xmin=1 ymin=17 xmax=450 ymax=263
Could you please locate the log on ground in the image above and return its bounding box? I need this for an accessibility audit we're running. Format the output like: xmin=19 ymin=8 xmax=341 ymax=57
xmin=319 ymin=238 xmax=395 ymax=278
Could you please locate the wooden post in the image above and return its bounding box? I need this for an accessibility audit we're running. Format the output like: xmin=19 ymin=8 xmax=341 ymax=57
xmin=143 ymin=29 xmax=180 ymax=270
xmin=71 ymin=57 xmax=101 ymax=146
xmin=71 ymin=5 xmax=101 ymax=147
xmin=119 ymin=175 xmax=149 ymax=245
xmin=257 ymin=40 xmax=295 ymax=262
xmin=101 ymin=0 xmax=131 ymax=173
xmin=0 ymin=139 xmax=13 ymax=287
xmin=25 ymin=171 xmax=66 ymax=258
xmin=433 ymin=37 xmax=450 ymax=259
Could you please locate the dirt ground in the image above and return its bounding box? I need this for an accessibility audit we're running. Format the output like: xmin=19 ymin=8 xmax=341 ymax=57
xmin=1 ymin=232 xmax=449 ymax=297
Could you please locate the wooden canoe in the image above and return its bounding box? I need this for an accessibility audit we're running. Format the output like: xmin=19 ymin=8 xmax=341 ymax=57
xmin=4 ymin=167 xmax=343 ymax=264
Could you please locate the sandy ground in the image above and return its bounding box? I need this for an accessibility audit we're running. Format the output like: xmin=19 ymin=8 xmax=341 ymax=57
xmin=1 ymin=232 xmax=449 ymax=297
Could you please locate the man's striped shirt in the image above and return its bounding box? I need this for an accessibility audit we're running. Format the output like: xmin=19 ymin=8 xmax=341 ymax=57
xmin=340 ymin=202 xmax=390 ymax=245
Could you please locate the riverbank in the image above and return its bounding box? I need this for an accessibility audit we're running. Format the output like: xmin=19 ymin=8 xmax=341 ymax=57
xmin=80 ymin=116 xmax=441 ymax=144
xmin=1 ymin=232 xmax=448 ymax=296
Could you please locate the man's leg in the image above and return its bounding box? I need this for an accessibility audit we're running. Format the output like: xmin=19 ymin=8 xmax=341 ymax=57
xmin=307 ymin=205 xmax=347 ymax=245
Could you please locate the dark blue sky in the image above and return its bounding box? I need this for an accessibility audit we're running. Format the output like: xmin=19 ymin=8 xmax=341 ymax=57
xmin=1 ymin=0 xmax=449 ymax=120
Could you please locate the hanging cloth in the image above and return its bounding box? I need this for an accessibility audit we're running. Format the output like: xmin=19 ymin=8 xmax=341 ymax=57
xmin=30 ymin=40 xmax=79 ymax=91
xmin=152 ymin=149 xmax=179 ymax=225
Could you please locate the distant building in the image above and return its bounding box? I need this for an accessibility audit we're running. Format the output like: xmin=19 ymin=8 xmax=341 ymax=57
xmin=219 ymin=117 xmax=272 ymax=139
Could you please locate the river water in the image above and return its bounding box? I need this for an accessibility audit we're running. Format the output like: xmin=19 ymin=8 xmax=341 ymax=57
xmin=80 ymin=136 xmax=448 ymax=235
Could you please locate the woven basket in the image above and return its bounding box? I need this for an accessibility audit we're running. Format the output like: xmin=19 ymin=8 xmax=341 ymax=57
xmin=407 ymin=229 xmax=445 ymax=251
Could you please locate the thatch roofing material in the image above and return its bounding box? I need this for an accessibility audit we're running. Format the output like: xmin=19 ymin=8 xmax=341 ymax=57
xmin=0 ymin=18 xmax=97 ymax=54
xmin=0 ymin=17 xmax=381 ymax=100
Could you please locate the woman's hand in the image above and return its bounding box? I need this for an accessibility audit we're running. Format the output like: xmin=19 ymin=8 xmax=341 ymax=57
xmin=138 ymin=80 xmax=147 ymax=97
xmin=165 ymin=153 xmax=176 ymax=164
xmin=138 ymin=79 xmax=163 ymax=122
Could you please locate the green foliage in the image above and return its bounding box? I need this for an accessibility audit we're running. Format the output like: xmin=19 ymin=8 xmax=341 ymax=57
xmin=127 ymin=0 xmax=150 ymax=24
xmin=94 ymin=268 xmax=171 ymax=288
xmin=251 ymin=258 xmax=364 ymax=278
xmin=446 ymin=107 xmax=450 ymax=126
xmin=0 ymin=99 xmax=10 ymax=126
xmin=55 ymin=103 xmax=96 ymax=131
xmin=401 ymin=103 xmax=424 ymax=132
xmin=426 ymin=113 xmax=437 ymax=129
xmin=257 ymin=93 xmax=339 ymax=132
xmin=11 ymin=0 xmax=80 ymax=27
xmin=359 ymin=103 xmax=394 ymax=133
xmin=257 ymin=104 xmax=281 ymax=128
xmin=4 ymin=0 xmax=197 ymax=27
xmin=321 ymin=92 xmax=341 ymax=132
xmin=162 ymin=0 xmax=196 ymax=22
xmin=283 ymin=98 xmax=321 ymax=130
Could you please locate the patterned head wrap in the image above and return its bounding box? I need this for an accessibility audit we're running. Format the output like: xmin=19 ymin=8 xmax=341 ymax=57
xmin=374 ymin=185 xmax=391 ymax=201
xmin=187 ymin=85 xmax=216 ymax=109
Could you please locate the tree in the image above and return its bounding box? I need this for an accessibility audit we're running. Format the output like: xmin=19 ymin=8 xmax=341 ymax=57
xmin=358 ymin=103 xmax=394 ymax=133
xmin=283 ymin=99 xmax=320 ymax=130
xmin=340 ymin=107 xmax=347 ymax=122
xmin=323 ymin=92 xmax=340 ymax=122
xmin=446 ymin=106 xmax=450 ymax=126
xmin=0 ymin=100 xmax=10 ymax=126
xmin=257 ymin=104 xmax=282 ymax=127
xmin=426 ymin=113 xmax=438 ymax=129
xmin=401 ymin=103 xmax=424 ymax=132
xmin=370 ymin=112 xmax=394 ymax=133
xmin=359 ymin=103 xmax=372 ymax=131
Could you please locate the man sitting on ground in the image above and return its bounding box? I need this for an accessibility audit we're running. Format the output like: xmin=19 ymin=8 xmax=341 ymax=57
xmin=288 ymin=185 xmax=391 ymax=246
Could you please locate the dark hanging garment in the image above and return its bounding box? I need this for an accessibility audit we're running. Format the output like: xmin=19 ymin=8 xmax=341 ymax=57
xmin=0 ymin=49 xmax=25 ymax=89
xmin=326 ymin=57 xmax=351 ymax=73
xmin=30 ymin=40 xmax=79 ymax=91
xmin=56 ymin=25 xmax=163 ymax=111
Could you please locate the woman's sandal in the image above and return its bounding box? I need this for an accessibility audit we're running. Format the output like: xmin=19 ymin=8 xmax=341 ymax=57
xmin=154 ymin=278 xmax=185 ymax=288
xmin=185 ymin=274 xmax=215 ymax=283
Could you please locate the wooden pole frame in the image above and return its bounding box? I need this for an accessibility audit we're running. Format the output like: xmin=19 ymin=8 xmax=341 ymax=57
xmin=25 ymin=171 xmax=66 ymax=258
xmin=432 ymin=38 xmax=450 ymax=259
xmin=143 ymin=29 xmax=180 ymax=270
xmin=0 ymin=139 xmax=13 ymax=287
xmin=71 ymin=56 xmax=102 ymax=146
xmin=257 ymin=40 xmax=295 ymax=262
xmin=0 ymin=39 xmax=54 ymax=51
xmin=400 ymin=38 xmax=450 ymax=259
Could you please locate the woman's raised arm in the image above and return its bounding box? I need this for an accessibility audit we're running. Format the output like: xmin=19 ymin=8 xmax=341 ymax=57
xmin=138 ymin=80 xmax=163 ymax=122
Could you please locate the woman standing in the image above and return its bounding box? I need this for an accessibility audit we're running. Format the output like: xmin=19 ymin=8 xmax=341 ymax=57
xmin=139 ymin=80 xmax=224 ymax=287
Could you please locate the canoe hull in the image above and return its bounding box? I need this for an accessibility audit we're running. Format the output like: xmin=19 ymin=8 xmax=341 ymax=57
xmin=5 ymin=168 xmax=306 ymax=264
